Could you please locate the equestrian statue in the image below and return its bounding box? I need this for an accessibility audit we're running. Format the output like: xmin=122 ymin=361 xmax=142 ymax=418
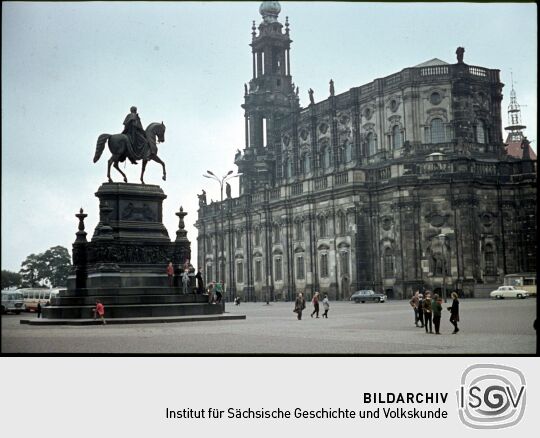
xmin=93 ymin=106 xmax=166 ymax=184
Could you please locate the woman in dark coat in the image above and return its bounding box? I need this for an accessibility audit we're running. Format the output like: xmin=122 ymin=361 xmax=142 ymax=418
xmin=448 ymin=292 xmax=460 ymax=334
xmin=294 ymin=293 xmax=306 ymax=320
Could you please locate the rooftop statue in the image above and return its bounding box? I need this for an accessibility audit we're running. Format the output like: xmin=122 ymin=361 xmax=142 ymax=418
xmin=93 ymin=107 xmax=167 ymax=184
xmin=456 ymin=47 xmax=465 ymax=64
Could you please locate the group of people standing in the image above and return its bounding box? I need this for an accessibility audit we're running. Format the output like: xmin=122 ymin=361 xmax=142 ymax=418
xmin=166 ymin=261 xmax=205 ymax=295
xmin=294 ymin=292 xmax=330 ymax=320
xmin=409 ymin=290 xmax=460 ymax=334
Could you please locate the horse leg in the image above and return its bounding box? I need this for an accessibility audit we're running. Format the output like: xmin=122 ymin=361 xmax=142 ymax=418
xmin=113 ymin=160 xmax=128 ymax=183
xmin=151 ymin=155 xmax=167 ymax=181
xmin=141 ymin=159 xmax=148 ymax=184
xmin=107 ymin=157 xmax=114 ymax=183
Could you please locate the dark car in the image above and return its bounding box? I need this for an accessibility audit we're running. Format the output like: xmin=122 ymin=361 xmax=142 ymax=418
xmin=350 ymin=290 xmax=387 ymax=303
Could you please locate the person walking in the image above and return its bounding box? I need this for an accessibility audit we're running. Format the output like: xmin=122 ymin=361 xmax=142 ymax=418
xmin=409 ymin=291 xmax=420 ymax=326
xmin=311 ymin=292 xmax=320 ymax=318
xmin=294 ymin=292 xmax=306 ymax=320
xmin=166 ymin=261 xmax=174 ymax=287
xmin=423 ymin=292 xmax=433 ymax=334
xmin=215 ymin=281 xmax=223 ymax=304
xmin=322 ymin=294 xmax=330 ymax=318
xmin=94 ymin=299 xmax=106 ymax=325
xmin=207 ymin=282 xmax=215 ymax=304
xmin=36 ymin=301 xmax=42 ymax=318
xmin=448 ymin=292 xmax=460 ymax=334
xmin=417 ymin=293 xmax=424 ymax=328
xmin=432 ymin=294 xmax=443 ymax=334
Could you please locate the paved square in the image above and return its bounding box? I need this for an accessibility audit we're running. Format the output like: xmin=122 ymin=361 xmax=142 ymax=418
xmin=1 ymin=299 xmax=536 ymax=354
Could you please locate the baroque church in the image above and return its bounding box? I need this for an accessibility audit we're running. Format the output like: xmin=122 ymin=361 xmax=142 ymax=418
xmin=196 ymin=1 xmax=537 ymax=301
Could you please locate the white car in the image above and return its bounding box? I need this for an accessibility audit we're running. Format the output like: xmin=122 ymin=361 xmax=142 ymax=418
xmin=490 ymin=286 xmax=529 ymax=299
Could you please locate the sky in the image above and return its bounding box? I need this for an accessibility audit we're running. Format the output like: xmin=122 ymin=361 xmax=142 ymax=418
xmin=2 ymin=1 xmax=537 ymax=273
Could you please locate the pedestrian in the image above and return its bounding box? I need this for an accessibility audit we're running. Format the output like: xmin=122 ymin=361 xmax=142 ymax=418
xmin=195 ymin=267 xmax=205 ymax=294
xmin=94 ymin=299 xmax=106 ymax=325
xmin=322 ymin=294 xmax=330 ymax=318
xmin=432 ymin=293 xmax=443 ymax=334
xmin=294 ymin=292 xmax=306 ymax=320
xmin=409 ymin=290 xmax=420 ymax=326
xmin=423 ymin=292 xmax=433 ymax=334
xmin=181 ymin=269 xmax=190 ymax=294
xmin=311 ymin=292 xmax=320 ymax=318
xmin=36 ymin=301 xmax=42 ymax=318
xmin=166 ymin=261 xmax=174 ymax=287
xmin=215 ymin=281 xmax=223 ymax=304
xmin=207 ymin=282 xmax=215 ymax=304
xmin=417 ymin=293 xmax=424 ymax=327
xmin=448 ymin=292 xmax=460 ymax=334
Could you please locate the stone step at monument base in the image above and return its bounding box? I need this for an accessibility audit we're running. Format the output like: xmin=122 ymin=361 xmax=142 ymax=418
xmin=53 ymin=293 xmax=210 ymax=306
xmin=43 ymin=302 xmax=224 ymax=319
xmin=58 ymin=286 xmax=202 ymax=297
xmin=20 ymin=313 xmax=245 ymax=326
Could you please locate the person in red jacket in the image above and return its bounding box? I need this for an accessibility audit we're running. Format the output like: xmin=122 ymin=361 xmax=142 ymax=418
xmin=94 ymin=299 xmax=106 ymax=325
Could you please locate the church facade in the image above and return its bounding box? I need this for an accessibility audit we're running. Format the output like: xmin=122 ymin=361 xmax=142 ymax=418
xmin=195 ymin=2 xmax=536 ymax=301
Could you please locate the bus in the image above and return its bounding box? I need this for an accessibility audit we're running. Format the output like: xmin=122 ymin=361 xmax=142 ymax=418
xmin=504 ymin=273 xmax=537 ymax=297
xmin=1 ymin=290 xmax=25 ymax=314
xmin=18 ymin=288 xmax=63 ymax=312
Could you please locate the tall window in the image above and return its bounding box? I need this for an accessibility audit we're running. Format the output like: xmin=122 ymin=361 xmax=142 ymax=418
xmin=384 ymin=247 xmax=394 ymax=277
xmin=206 ymin=264 xmax=213 ymax=283
xmin=296 ymin=256 xmax=305 ymax=280
xmin=206 ymin=236 xmax=212 ymax=252
xmin=254 ymin=228 xmax=261 ymax=246
xmin=476 ymin=120 xmax=487 ymax=144
xmin=274 ymin=258 xmax=282 ymax=281
xmin=284 ymin=158 xmax=292 ymax=178
xmin=301 ymin=153 xmax=311 ymax=174
xmin=345 ymin=142 xmax=353 ymax=162
xmin=484 ymin=243 xmax=496 ymax=275
xmin=236 ymin=232 xmax=242 ymax=249
xmin=273 ymin=225 xmax=280 ymax=244
xmin=255 ymin=260 xmax=262 ymax=282
xmin=392 ymin=125 xmax=402 ymax=149
xmin=295 ymin=221 xmax=304 ymax=241
xmin=236 ymin=262 xmax=244 ymax=283
xmin=320 ymin=254 xmax=329 ymax=278
xmin=318 ymin=216 xmax=327 ymax=237
xmin=430 ymin=118 xmax=445 ymax=143
xmin=322 ymin=147 xmax=331 ymax=169
xmin=338 ymin=212 xmax=347 ymax=235
xmin=340 ymin=251 xmax=350 ymax=276
xmin=367 ymin=132 xmax=376 ymax=156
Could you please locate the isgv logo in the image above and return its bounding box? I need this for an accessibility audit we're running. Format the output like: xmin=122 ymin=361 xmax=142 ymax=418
xmin=457 ymin=364 xmax=526 ymax=429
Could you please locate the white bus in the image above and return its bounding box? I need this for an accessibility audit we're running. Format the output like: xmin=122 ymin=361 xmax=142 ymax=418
xmin=504 ymin=273 xmax=537 ymax=297
xmin=18 ymin=288 xmax=62 ymax=312
xmin=1 ymin=290 xmax=25 ymax=314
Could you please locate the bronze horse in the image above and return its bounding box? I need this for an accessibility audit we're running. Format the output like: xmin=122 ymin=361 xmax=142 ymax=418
xmin=93 ymin=122 xmax=166 ymax=184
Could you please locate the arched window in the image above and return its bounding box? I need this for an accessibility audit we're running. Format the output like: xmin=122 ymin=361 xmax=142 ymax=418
xmin=484 ymin=243 xmax=496 ymax=275
xmin=384 ymin=247 xmax=394 ymax=277
xmin=254 ymin=228 xmax=260 ymax=246
xmin=392 ymin=125 xmax=402 ymax=149
xmin=301 ymin=153 xmax=311 ymax=174
xmin=283 ymin=158 xmax=292 ymax=178
xmin=338 ymin=212 xmax=347 ymax=235
xmin=295 ymin=221 xmax=304 ymax=241
xmin=430 ymin=118 xmax=445 ymax=143
xmin=476 ymin=120 xmax=487 ymax=144
xmin=367 ymin=132 xmax=376 ymax=155
xmin=320 ymin=254 xmax=329 ymax=278
xmin=340 ymin=251 xmax=350 ymax=276
xmin=273 ymin=225 xmax=280 ymax=244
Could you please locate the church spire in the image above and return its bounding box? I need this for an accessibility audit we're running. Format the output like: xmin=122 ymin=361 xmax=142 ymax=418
xmin=504 ymin=73 xmax=527 ymax=142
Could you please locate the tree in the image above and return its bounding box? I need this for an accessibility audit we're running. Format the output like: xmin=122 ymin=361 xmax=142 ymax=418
xmin=1 ymin=270 xmax=22 ymax=289
xmin=19 ymin=246 xmax=72 ymax=287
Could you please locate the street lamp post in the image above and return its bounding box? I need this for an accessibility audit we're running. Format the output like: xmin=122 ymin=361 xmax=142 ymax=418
xmin=203 ymin=170 xmax=239 ymax=303
xmin=437 ymin=233 xmax=447 ymax=303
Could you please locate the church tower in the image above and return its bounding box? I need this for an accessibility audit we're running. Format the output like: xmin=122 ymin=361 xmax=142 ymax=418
xmin=236 ymin=1 xmax=300 ymax=194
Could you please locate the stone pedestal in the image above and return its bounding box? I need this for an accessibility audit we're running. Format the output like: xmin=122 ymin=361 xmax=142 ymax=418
xmin=43 ymin=183 xmax=221 ymax=319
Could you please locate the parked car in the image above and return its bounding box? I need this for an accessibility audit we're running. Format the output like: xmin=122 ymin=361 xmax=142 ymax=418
xmin=350 ymin=290 xmax=387 ymax=303
xmin=490 ymin=286 xmax=529 ymax=299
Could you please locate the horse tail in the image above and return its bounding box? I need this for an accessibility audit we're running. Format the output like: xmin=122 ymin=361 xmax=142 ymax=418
xmin=94 ymin=134 xmax=111 ymax=163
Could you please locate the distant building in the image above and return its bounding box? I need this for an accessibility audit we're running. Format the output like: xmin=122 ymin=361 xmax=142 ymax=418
xmin=196 ymin=1 xmax=536 ymax=301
